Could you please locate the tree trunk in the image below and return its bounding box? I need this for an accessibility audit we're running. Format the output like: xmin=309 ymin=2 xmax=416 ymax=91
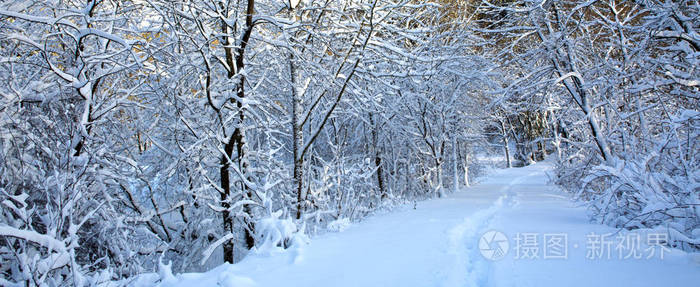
xmin=290 ymin=55 xmax=305 ymax=220
xmin=462 ymin=152 xmax=470 ymax=188
xmin=436 ymin=160 xmax=444 ymax=197
xmin=218 ymin=0 xmax=256 ymax=262
xmin=501 ymin=120 xmax=512 ymax=168
xmin=369 ymin=114 xmax=386 ymax=200
xmin=452 ymin=134 xmax=459 ymax=193
xmin=534 ymin=12 xmax=612 ymax=164
xmin=220 ymin=138 xmax=235 ymax=263
xmin=239 ymin=0 xmax=257 ymax=251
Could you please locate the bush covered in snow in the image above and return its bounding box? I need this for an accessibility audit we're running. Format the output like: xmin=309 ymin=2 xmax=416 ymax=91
xmin=559 ymin=151 xmax=699 ymax=250
xmin=558 ymin=111 xmax=699 ymax=250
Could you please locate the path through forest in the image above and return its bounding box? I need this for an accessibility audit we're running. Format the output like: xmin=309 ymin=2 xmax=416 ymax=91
xmin=133 ymin=162 xmax=700 ymax=287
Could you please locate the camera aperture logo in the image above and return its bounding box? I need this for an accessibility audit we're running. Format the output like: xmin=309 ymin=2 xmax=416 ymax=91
xmin=479 ymin=230 xmax=509 ymax=260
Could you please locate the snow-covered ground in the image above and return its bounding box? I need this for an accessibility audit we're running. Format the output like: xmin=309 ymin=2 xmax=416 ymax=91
xmin=129 ymin=162 xmax=700 ymax=287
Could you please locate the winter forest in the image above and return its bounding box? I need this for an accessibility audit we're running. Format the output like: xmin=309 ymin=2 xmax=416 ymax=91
xmin=0 ymin=0 xmax=698 ymax=286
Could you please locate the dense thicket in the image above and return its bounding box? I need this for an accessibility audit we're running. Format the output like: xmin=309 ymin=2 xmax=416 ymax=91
xmin=0 ymin=0 xmax=491 ymax=285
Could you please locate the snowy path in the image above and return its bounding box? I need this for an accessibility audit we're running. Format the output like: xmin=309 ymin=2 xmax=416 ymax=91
xmin=135 ymin=162 xmax=700 ymax=287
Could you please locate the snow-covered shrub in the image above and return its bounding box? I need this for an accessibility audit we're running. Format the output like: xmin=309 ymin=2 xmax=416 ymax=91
xmin=562 ymin=108 xmax=700 ymax=251
xmin=574 ymin=154 xmax=699 ymax=249
xmin=253 ymin=210 xmax=309 ymax=254
xmin=0 ymin=113 xmax=110 ymax=285
xmin=326 ymin=218 xmax=352 ymax=232
xmin=0 ymin=1 xmax=161 ymax=282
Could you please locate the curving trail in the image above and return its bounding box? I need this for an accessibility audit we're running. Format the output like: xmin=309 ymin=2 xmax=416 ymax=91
xmin=133 ymin=162 xmax=700 ymax=287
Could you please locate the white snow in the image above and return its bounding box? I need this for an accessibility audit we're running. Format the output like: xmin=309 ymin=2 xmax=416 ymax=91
xmin=326 ymin=217 xmax=351 ymax=232
xmin=129 ymin=162 xmax=700 ymax=287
